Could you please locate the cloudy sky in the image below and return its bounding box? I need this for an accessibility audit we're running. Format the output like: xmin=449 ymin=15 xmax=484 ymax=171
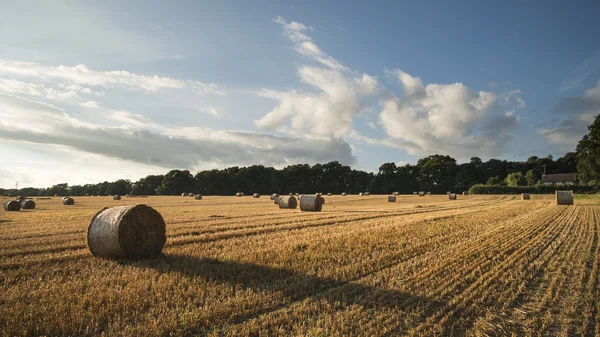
xmin=1 ymin=0 xmax=599 ymax=188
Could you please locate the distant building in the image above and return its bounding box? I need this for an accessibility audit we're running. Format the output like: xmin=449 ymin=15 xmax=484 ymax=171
xmin=541 ymin=173 xmax=578 ymax=186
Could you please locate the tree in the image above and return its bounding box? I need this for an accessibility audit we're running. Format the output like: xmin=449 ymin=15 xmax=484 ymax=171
xmin=525 ymin=169 xmax=535 ymax=186
xmin=577 ymin=114 xmax=600 ymax=186
xmin=156 ymin=170 xmax=195 ymax=195
xmin=486 ymin=176 xmax=502 ymax=186
xmin=48 ymin=183 xmax=69 ymax=196
xmin=416 ymin=155 xmax=458 ymax=193
xmin=505 ymin=172 xmax=527 ymax=187
xmin=131 ymin=175 xmax=164 ymax=195
xmin=108 ymin=179 xmax=132 ymax=196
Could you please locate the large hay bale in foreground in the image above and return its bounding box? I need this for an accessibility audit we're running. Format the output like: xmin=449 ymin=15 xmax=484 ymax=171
xmin=253 ymin=193 xmax=260 ymax=198
xmin=388 ymin=196 xmax=396 ymax=202
xmin=521 ymin=193 xmax=530 ymax=200
xmin=449 ymin=193 xmax=457 ymax=200
xmin=113 ymin=195 xmax=121 ymax=200
xmin=270 ymin=193 xmax=279 ymax=200
xmin=20 ymin=199 xmax=36 ymax=209
xmin=300 ymin=195 xmax=323 ymax=212
xmin=278 ymin=196 xmax=297 ymax=209
xmin=63 ymin=197 xmax=75 ymax=205
xmin=195 ymin=194 xmax=202 ymax=200
xmin=556 ymin=190 xmax=573 ymax=205
xmin=87 ymin=204 xmax=166 ymax=259
xmin=418 ymin=191 xmax=425 ymax=196
xmin=4 ymin=200 xmax=20 ymax=211
xmin=273 ymin=196 xmax=280 ymax=204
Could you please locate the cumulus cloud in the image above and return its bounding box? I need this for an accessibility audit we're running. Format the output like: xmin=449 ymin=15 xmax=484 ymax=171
xmin=378 ymin=69 xmax=522 ymax=158
xmin=80 ymin=100 xmax=99 ymax=108
xmin=0 ymin=59 xmax=223 ymax=94
xmin=539 ymin=80 xmax=600 ymax=150
xmin=0 ymin=94 xmax=355 ymax=169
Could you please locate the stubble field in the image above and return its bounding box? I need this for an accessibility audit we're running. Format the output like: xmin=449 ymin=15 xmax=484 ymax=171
xmin=1 ymin=194 xmax=599 ymax=336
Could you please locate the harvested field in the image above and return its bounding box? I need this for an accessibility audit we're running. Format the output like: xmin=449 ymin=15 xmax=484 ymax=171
xmin=1 ymin=194 xmax=600 ymax=336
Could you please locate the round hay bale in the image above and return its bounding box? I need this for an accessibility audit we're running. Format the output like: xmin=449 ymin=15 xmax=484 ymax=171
xmin=4 ymin=200 xmax=21 ymax=212
xmin=418 ymin=191 xmax=425 ymax=197
xmin=181 ymin=193 xmax=186 ymax=197
xmin=16 ymin=196 xmax=25 ymax=201
xmin=413 ymin=192 xmax=418 ymax=195
xmin=359 ymin=192 xmax=364 ymax=196
xmin=449 ymin=193 xmax=457 ymax=200
xmin=187 ymin=193 xmax=193 ymax=197
xmin=63 ymin=197 xmax=75 ymax=205
xmin=289 ymin=193 xmax=293 ymax=196
xmin=388 ymin=195 xmax=396 ymax=202
xmin=295 ymin=193 xmax=300 ymax=196
xmin=273 ymin=196 xmax=280 ymax=204
xmin=393 ymin=192 xmax=399 ymax=196
xmin=195 ymin=194 xmax=202 ymax=200
xmin=364 ymin=192 xmax=370 ymax=196
xmin=462 ymin=191 xmax=468 ymax=195
xmin=427 ymin=192 xmax=431 ymax=195
xmin=20 ymin=199 xmax=36 ymax=209
xmin=62 ymin=196 xmax=69 ymax=202
xmin=521 ymin=193 xmax=530 ymax=200
xmin=300 ymin=195 xmax=323 ymax=212
xmin=113 ymin=195 xmax=121 ymax=200
xmin=270 ymin=193 xmax=279 ymax=200
xmin=555 ymin=190 xmax=573 ymax=205
xmin=327 ymin=193 xmax=332 ymax=196
xmin=87 ymin=204 xmax=166 ymax=259
xmin=341 ymin=192 xmax=347 ymax=196
xmin=321 ymin=197 xmax=325 ymax=204
xmin=54 ymin=194 xmax=58 ymax=197
xmin=253 ymin=193 xmax=260 ymax=198
xmin=278 ymin=196 xmax=297 ymax=209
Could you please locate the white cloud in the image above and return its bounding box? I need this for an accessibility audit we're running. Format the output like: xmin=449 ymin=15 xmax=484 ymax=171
xmin=0 ymin=94 xmax=356 ymax=171
xmin=80 ymin=100 xmax=99 ymax=108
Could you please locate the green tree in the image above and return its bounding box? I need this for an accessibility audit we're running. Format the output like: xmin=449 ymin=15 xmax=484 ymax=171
xmin=131 ymin=175 xmax=164 ymax=195
xmin=156 ymin=170 xmax=195 ymax=195
xmin=505 ymin=172 xmax=527 ymax=187
xmin=416 ymin=154 xmax=458 ymax=193
xmin=486 ymin=176 xmax=502 ymax=186
xmin=108 ymin=179 xmax=132 ymax=195
xmin=576 ymin=114 xmax=600 ymax=186
xmin=525 ymin=169 xmax=535 ymax=186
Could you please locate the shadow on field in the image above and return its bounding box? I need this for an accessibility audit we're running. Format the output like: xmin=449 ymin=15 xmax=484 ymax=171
xmin=120 ymin=254 xmax=444 ymax=321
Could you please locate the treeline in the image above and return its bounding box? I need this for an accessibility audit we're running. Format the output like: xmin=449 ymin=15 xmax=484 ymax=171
xmin=0 ymin=153 xmax=581 ymax=197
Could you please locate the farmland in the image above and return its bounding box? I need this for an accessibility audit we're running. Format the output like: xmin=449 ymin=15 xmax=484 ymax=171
xmin=1 ymin=194 xmax=600 ymax=336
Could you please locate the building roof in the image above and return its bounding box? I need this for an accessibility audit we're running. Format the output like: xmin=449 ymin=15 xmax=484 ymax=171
xmin=541 ymin=173 xmax=578 ymax=183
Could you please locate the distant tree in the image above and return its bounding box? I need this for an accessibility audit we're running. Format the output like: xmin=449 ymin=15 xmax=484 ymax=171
xmin=48 ymin=183 xmax=69 ymax=196
xmin=505 ymin=172 xmax=527 ymax=187
xmin=576 ymin=114 xmax=600 ymax=186
xmin=416 ymin=154 xmax=458 ymax=193
xmin=108 ymin=179 xmax=132 ymax=196
xmin=131 ymin=175 xmax=164 ymax=195
xmin=486 ymin=176 xmax=502 ymax=186
xmin=525 ymin=169 xmax=535 ymax=186
xmin=156 ymin=170 xmax=195 ymax=195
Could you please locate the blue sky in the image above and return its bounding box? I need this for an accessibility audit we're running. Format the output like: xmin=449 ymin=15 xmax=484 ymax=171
xmin=1 ymin=0 xmax=599 ymax=188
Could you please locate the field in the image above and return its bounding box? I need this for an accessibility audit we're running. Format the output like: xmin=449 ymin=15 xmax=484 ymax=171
xmin=1 ymin=194 xmax=600 ymax=336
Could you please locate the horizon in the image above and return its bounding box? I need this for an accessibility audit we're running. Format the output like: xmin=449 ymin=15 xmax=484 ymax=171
xmin=1 ymin=1 xmax=599 ymax=188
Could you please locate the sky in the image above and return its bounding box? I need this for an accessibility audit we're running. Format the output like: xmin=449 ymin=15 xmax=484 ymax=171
xmin=1 ymin=0 xmax=600 ymax=188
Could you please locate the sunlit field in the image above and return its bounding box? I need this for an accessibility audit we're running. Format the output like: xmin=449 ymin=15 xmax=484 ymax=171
xmin=1 ymin=194 xmax=599 ymax=336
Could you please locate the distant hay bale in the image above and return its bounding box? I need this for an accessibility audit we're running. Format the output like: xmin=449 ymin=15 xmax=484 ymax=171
xmin=359 ymin=192 xmax=364 ymax=196
xmin=289 ymin=193 xmax=293 ymax=196
xmin=63 ymin=197 xmax=75 ymax=205
xmin=341 ymin=192 xmax=347 ymax=196
xmin=365 ymin=192 xmax=370 ymax=196
xmin=87 ymin=204 xmax=167 ymax=259
xmin=236 ymin=192 xmax=243 ymax=197
xmin=413 ymin=192 xmax=418 ymax=195
xmin=54 ymin=194 xmax=58 ymax=197
xmin=182 ymin=193 xmax=186 ymax=197
xmin=393 ymin=192 xmax=399 ymax=196
xmin=447 ymin=191 xmax=451 ymax=195
xmin=521 ymin=193 xmax=530 ymax=200
xmin=316 ymin=193 xmax=322 ymax=197
xmin=427 ymin=192 xmax=431 ymax=195
xmin=449 ymin=193 xmax=457 ymax=200
xmin=388 ymin=196 xmax=396 ymax=202
xmin=418 ymin=191 xmax=425 ymax=196
xmin=300 ymin=195 xmax=323 ymax=212
xmin=16 ymin=196 xmax=25 ymax=201
xmin=555 ymin=190 xmax=573 ymax=205
xmin=327 ymin=193 xmax=332 ymax=196
xmin=295 ymin=193 xmax=300 ymax=196
xmin=321 ymin=197 xmax=325 ymax=204
xmin=20 ymin=199 xmax=36 ymax=209
xmin=270 ymin=193 xmax=279 ymax=200
xmin=273 ymin=196 xmax=280 ymax=204
xmin=195 ymin=194 xmax=202 ymax=200
xmin=62 ymin=196 xmax=69 ymax=202
xmin=4 ymin=200 xmax=21 ymax=212
xmin=253 ymin=193 xmax=260 ymax=198
xmin=188 ymin=193 xmax=194 ymax=197
xmin=462 ymin=191 xmax=468 ymax=195
xmin=278 ymin=195 xmax=297 ymax=209
xmin=113 ymin=195 xmax=121 ymax=200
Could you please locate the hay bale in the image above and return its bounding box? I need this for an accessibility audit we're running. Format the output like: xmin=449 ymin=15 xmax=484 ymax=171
xmin=289 ymin=193 xmax=293 ymax=196
xmin=413 ymin=192 xmax=418 ymax=195
xmin=359 ymin=192 xmax=364 ymax=196
xmin=341 ymin=192 xmax=347 ymax=196
xmin=236 ymin=192 xmax=243 ymax=197
xmin=462 ymin=191 xmax=467 ymax=195
xmin=113 ymin=195 xmax=121 ymax=200
xmin=321 ymin=197 xmax=325 ymax=204
xmin=393 ymin=192 xmax=399 ymax=196
xmin=253 ymin=193 xmax=260 ymax=198
xmin=63 ymin=197 xmax=75 ymax=205
xmin=427 ymin=192 xmax=431 ymax=195
xmin=521 ymin=193 xmax=530 ymax=200
xmin=4 ymin=200 xmax=20 ymax=211
xmin=278 ymin=196 xmax=297 ymax=209
xmin=187 ymin=193 xmax=194 ymax=197
xmin=295 ymin=193 xmax=300 ymax=196
xmin=20 ymin=199 xmax=36 ymax=209
xmin=449 ymin=193 xmax=457 ymax=200
xmin=365 ymin=192 xmax=370 ymax=196
xmin=327 ymin=193 xmax=332 ymax=196
xmin=556 ymin=190 xmax=573 ymax=205
xmin=181 ymin=193 xmax=186 ymax=197
xmin=87 ymin=204 xmax=167 ymax=259
xmin=388 ymin=195 xmax=396 ymax=202
xmin=270 ymin=193 xmax=279 ymax=200
xmin=300 ymin=195 xmax=323 ymax=212
xmin=16 ymin=196 xmax=25 ymax=201
xmin=273 ymin=196 xmax=280 ymax=204
xmin=418 ymin=191 xmax=425 ymax=196
xmin=195 ymin=194 xmax=202 ymax=200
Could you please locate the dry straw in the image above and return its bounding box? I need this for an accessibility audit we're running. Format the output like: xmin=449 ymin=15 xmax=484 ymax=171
xmin=4 ymin=200 xmax=21 ymax=211
xmin=278 ymin=195 xmax=297 ymax=209
xmin=20 ymin=199 xmax=36 ymax=209
xmin=63 ymin=197 xmax=75 ymax=205
xmin=388 ymin=195 xmax=396 ymax=202
xmin=521 ymin=193 xmax=530 ymax=200
xmin=87 ymin=204 xmax=167 ymax=259
xmin=300 ymin=194 xmax=323 ymax=212
xmin=555 ymin=190 xmax=573 ymax=205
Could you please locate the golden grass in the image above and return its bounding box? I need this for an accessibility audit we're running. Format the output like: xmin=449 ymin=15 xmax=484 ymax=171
xmin=1 ymin=194 xmax=599 ymax=336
